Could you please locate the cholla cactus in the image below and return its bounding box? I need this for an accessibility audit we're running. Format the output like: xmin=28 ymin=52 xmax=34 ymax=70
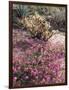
xmin=24 ymin=12 xmax=53 ymax=40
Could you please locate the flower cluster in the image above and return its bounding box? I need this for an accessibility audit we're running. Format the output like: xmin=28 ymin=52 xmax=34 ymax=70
xmin=12 ymin=29 xmax=65 ymax=88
